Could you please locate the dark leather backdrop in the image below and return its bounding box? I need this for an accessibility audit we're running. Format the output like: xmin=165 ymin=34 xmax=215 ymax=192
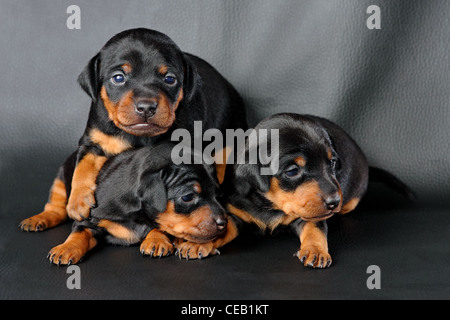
xmin=1 ymin=0 xmax=449 ymax=300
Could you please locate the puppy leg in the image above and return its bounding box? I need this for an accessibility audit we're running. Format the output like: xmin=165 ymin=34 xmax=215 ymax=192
xmin=292 ymin=220 xmax=332 ymax=268
xmin=175 ymin=217 xmax=240 ymax=260
xmin=66 ymin=153 xmax=107 ymax=221
xmin=140 ymin=229 xmax=174 ymax=258
xmin=340 ymin=197 xmax=360 ymax=214
xmin=20 ymin=177 xmax=68 ymax=232
xmin=48 ymin=227 xmax=97 ymax=265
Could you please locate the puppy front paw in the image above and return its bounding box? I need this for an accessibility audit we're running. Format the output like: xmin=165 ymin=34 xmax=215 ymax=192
xmin=140 ymin=230 xmax=174 ymax=258
xmin=295 ymin=245 xmax=332 ymax=268
xmin=20 ymin=210 xmax=67 ymax=232
xmin=175 ymin=240 xmax=220 ymax=260
xmin=48 ymin=243 xmax=85 ymax=266
xmin=66 ymin=187 xmax=95 ymax=221
xmin=20 ymin=214 xmax=49 ymax=232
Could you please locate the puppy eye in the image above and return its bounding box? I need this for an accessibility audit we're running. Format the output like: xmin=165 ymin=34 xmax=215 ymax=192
xmin=181 ymin=193 xmax=196 ymax=203
xmin=285 ymin=166 xmax=301 ymax=178
xmin=111 ymin=72 xmax=126 ymax=85
xmin=163 ymin=74 xmax=177 ymax=85
xmin=330 ymin=159 xmax=337 ymax=170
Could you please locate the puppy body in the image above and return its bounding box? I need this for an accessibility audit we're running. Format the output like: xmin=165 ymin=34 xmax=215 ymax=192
xmin=21 ymin=28 xmax=246 ymax=232
xmin=48 ymin=143 xmax=228 ymax=265
xmin=195 ymin=113 xmax=371 ymax=268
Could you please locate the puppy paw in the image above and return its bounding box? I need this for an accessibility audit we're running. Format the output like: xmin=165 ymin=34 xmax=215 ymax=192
xmin=19 ymin=210 xmax=67 ymax=232
xmin=175 ymin=241 xmax=220 ymax=260
xmin=48 ymin=243 xmax=85 ymax=266
xmin=295 ymin=246 xmax=332 ymax=268
xmin=140 ymin=232 xmax=174 ymax=258
xmin=66 ymin=187 xmax=95 ymax=221
xmin=19 ymin=215 xmax=48 ymax=232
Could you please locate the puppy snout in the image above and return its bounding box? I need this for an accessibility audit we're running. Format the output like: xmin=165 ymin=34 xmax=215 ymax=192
xmin=215 ymin=215 xmax=228 ymax=231
xmin=324 ymin=193 xmax=341 ymax=211
xmin=135 ymin=99 xmax=157 ymax=118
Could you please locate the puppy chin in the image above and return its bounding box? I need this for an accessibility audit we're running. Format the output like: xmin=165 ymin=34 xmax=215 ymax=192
xmin=178 ymin=228 xmax=226 ymax=244
xmin=183 ymin=235 xmax=219 ymax=244
xmin=119 ymin=122 xmax=171 ymax=137
xmin=116 ymin=122 xmax=172 ymax=137
xmin=300 ymin=212 xmax=335 ymax=222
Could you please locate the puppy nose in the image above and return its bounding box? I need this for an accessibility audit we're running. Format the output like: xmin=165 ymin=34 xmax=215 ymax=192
xmin=324 ymin=194 xmax=341 ymax=211
xmin=135 ymin=100 xmax=157 ymax=118
xmin=215 ymin=216 xmax=228 ymax=230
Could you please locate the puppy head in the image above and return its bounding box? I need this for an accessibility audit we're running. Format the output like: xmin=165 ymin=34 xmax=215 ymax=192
xmin=236 ymin=114 xmax=343 ymax=222
xmin=139 ymin=155 xmax=227 ymax=243
xmin=78 ymin=28 xmax=200 ymax=137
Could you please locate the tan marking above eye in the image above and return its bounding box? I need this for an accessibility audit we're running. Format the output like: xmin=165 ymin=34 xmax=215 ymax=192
xmin=158 ymin=65 xmax=168 ymax=75
xmin=295 ymin=156 xmax=306 ymax=167
xmin=193 ymin=182 xmax=202 ymax=194
xmin=121 ymin=63 xmax=132 ymax=74
xmin=327 ymin=149 xmax=333 ymax=161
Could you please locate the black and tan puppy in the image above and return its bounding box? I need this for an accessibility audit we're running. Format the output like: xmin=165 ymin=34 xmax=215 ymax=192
xmin=20 ymin=28 xmax=246 ymax=232
xmin=190 ymin=113 xmax=414 ymax=268
xmin=47 ymin=143 xmax=228 ymax=265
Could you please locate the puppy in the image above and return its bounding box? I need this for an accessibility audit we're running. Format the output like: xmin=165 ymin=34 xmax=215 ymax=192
xmin=190 ymin=113 xmax=414 ymax=268
xmin=47 ymin=143 xmax=228 ymax=265
xmin=20 ymin=28 xmax=246 ymax=232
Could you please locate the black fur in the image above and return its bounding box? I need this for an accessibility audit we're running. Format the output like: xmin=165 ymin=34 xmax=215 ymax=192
xmin=49 ymin=143 xmax=227 ymax=264
xmin=226 ymin=113 xmax=369 ymax=224
xmin=219 ymin=113 xmax=414 ymax=268
xmin=78 ymin=28 xmax=246 ymax=148
xmin=21 ymin=28 xmax=247 ymax=232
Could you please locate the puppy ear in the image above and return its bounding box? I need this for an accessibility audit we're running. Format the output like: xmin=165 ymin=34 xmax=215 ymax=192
xmin=137 ymin=143 xmax=175 ymax=213
xmin=182 ymin=54 xmax=202 ymax=102
xmin=212 ymin=146 xmax=232 ymax=185
xmin=235 ymin=163 xmax=270 ymax=195
xmin=78 ymin=53 xmax=100 ymax=102
xmin=138 ymin=172 xmax=168 ymax=214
